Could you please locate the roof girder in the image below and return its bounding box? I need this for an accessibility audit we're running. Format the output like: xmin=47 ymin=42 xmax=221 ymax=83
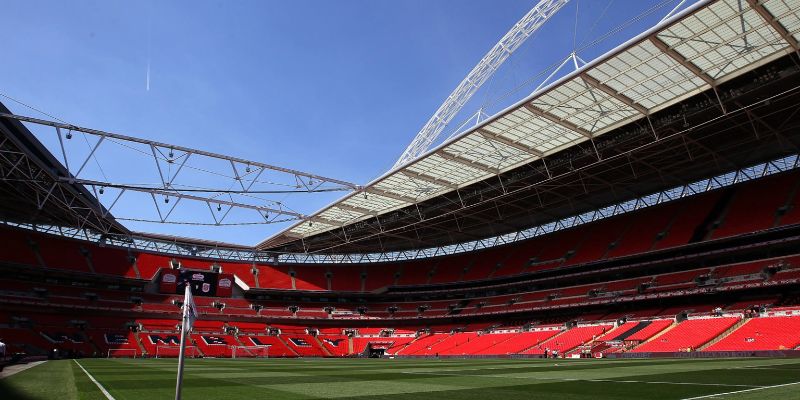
xmin=436 ymin=150 xmax=501 ymax=174
xmin=747 ymin=0 xmax=800 ymax=51
xmin=648 ymin=36 xmax=717 ymax=86
xmin=579 ymin=74 xmax=650 ymax=115
xmin=476 ymin=128 xmax=545 ymax=157
xmin=522 ymin=103 xmax=593 ymax=138
xmin=400 ymin=169 xmax=459 ymax=189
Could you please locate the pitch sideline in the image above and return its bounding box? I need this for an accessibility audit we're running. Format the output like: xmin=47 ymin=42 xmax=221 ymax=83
xmin=74 ymin=360 xmax=116 ymax=400
xmin=680 ymin=381 xmax=800 ymax=400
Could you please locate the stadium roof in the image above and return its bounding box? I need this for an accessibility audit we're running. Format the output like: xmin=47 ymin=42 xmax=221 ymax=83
xmin=0 ymin=102 xmax=129 ymax=235
xmin=260 ymin=0 xmax=800 ymax=251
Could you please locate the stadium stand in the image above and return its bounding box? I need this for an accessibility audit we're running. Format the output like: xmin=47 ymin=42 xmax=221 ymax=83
xmin=3 ymin=0 xmax=800 ymax=371
xmin=2 ymin=167 xmax=800 ymax=359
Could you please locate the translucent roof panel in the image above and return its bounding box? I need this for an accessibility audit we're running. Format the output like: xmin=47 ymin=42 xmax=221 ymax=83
xmin=291 ymin=220 xmax=337 ymax=236
xmin=445 ymin=134 xmax=531 ymax=171
xmin=317 ymin=207 xmax=363 ymax=224
xmin=763 ymin=0 xmax=800 ymax=43
xmin=407 ymin=153 xmax=491 ymax=185
xmin=344 ymin=192 xmax=408 ymax=212
xmin=586 ymin=40 xmax=709 ymax=110
xmin=374 ymin=174 xmax=449 ymax=200
xmin=533 ymin=78 xmax=641 ymax=135
xmin=658 ymin=0 xmax=789 ymax=81
xmin=482 ymin=107 xmax=583 ymax=154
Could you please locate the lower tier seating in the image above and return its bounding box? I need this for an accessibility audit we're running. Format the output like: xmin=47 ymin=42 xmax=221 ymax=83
xmin=3 ymin=309 xmax=799 ymax=358
xmin=704 ymin=315 xmax=800 ymax=351
xmin=631 ymin=317 xmax=740 ymax=353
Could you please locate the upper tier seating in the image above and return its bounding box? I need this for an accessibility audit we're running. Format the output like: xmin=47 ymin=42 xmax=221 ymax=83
xmin=712 ymin=172 xmax=797 ymax=238
xmin=330 ymin=265 xmax=363 ymax=292
xmin=363 ymin=265 xmax=399 ymax=291
xmin=2 ymin=169 xmax=799 ymax=292
xmin=87 ymin=244 xmax=135 ymax=277
xmin=256 ymin=264 xmax=293 ymax=290
xmin=0 ymin=228 xmax=38 ymax=266
xmin=217 ymin=262 xmax=257 ymax=288
xmin=779 ymin=181 xmax=800 ymax=226
xmin=293 ymin=267 xmax=327 ymax=291
xmin=35 ymin=236 xmax=91 ymax=273
xmin=653 ymin=191 xmax=722 ymax=250
xmin=606 ymin=202 xmax=683 ymax=258
xmin=135 ymin=253 xmax=172 ymax=280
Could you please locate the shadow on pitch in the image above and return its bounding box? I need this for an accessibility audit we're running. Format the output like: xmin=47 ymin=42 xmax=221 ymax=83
xmin=0 ymin=380 xmax=38 ymax=400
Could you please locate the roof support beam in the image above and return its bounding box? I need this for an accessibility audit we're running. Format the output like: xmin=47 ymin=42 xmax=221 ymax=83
xmin=579 ymin=74 xmax=649 ymax=115
xmin=649 ymin=36 xmax=716 ymax=86
xmin=476 ymin=128 xmax=544 ymax=157
xmin=523 ymin=104 xmax=593 ymax=138
xmin=400 ymin=170 xmax=459 ymax=189
xmin=746 ymin=0 xmax=799 ymax=51
xmin=365 ymin=187 xmax=418 ymax=203
xmin=0 ymin=112 xmax=360 ymax=190
xmin=71 ymin=177 xmax=306 ymax=220
xmin=436 ymin=151 xmax=500 ymax=174
xmin=309 ymin=216 xmax=345 ymax=228
xmin=335 ymin=203 xmax=376 ymax=216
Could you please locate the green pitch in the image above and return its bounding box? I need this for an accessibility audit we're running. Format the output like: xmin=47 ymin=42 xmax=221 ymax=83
xmin=2 ymin=357 xmax=799 ymax=400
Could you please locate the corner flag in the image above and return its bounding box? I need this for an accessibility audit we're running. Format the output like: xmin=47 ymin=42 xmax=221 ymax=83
xmin=183 ymin=283 xmax=198 ymax=334
xmin=175 ymin=284 xmax=199 ymax=400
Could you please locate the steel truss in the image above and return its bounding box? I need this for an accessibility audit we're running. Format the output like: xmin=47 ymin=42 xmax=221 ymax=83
xmin=0 ymin=113 xmax=360 ymax=226
xmin=0 ymin=134 xmax=121 ymax=235
xmin=3 ymin=152 xmax=798 ymax=264
xmin=393 ymin=0 xmax=570 ymax=168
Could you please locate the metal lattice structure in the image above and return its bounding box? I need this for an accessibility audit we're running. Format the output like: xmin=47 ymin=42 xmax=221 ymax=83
xmin=0 ymin=112 xmax=360 ymax=226
xmin=3 ymin=152 xmax=798 ymax=263
xmin=393 ymin=0 xmax=570 ymax=168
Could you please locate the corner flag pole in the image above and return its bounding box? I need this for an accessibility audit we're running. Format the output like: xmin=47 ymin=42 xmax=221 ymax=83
xmin=175 ymin=284 xmax=196 ymax=400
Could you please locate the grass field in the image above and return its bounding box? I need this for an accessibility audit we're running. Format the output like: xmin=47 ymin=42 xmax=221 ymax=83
xmin=2 ymin=357 xmax=799 ymax=400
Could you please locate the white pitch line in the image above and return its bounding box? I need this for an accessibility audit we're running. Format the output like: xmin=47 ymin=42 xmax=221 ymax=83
xmin=74 ymin=360 xmax=116 ymax=400
xmin=399 ymin=371 xmax=760 ymax=387
xmin=680 ymin=381 xmax=800 ymax=400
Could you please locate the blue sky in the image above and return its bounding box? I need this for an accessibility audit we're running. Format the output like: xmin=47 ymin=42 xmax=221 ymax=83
xmin=0 ymin=0 xmax=685 ymax=246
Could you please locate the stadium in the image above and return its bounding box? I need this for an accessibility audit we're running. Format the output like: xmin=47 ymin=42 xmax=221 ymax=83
xmin=1 ymin=0 xmax=800 ymax=399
